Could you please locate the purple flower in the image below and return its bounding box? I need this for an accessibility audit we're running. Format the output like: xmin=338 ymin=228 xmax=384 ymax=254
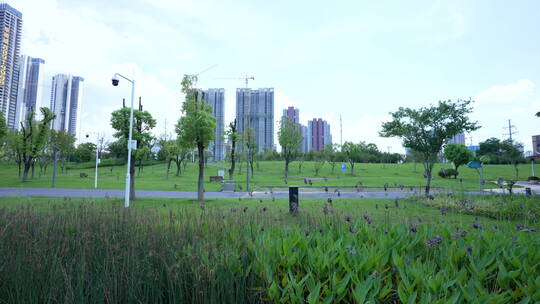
xmin=262 ymin=207 xmax=267 ymax=212
xmin=349 ymin=226 xmax=358 ymax=233
xmin=426 ymin=235 xmax=443 ymax=248
xmin=440 ymin=208 xmax=448 ymax=216
xmin=319 ymin=228 xmax=324 ymax=233
xmin=384 ymin=230 xmax=389 ymax=235
xmin=345 ymin=216 xmax=351 ymax=222
xmin=291 ymin=248 xmax=297 ymax=253
xmin=260 ymin=226 xmax=265 ymax=232
xmin=466 ymin=246 xmax=473 ymax=253
xmin=363 ymin=215 xmax=372 ymax=225
xmin=391 ymin=267 xmax=397 ymax=273
xmin=345 ymin=245 xmax=356 ymax=255
xmin=322 ymin=204 xmax=329 ymax=216
xmin=452 ymin=230 xmax=467 ymax=238
xmin=411 ymin=226 xmax=418 ymax=233
xmin=327 ymin=198 xmax=333 ymax=204
xmin=472 ymin=223 xmax=481 ymax=229
xmin=304 ymin=230 xmax=310 ymax=237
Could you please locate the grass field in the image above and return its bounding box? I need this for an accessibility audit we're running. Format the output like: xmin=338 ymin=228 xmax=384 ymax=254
xmin=0 ymin=160 xmax=535 ymax=192
xmin=0 ymin=194 xmax=538 ymax=303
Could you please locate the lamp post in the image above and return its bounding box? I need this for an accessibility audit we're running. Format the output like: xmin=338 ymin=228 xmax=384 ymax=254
xmin=112 ymin=73 xmax=135 ymax=208
xmin=86 ymin=132 xmax=103 ymax=189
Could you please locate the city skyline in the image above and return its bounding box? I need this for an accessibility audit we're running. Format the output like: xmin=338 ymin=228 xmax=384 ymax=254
xmin=6 ymin=0 xmax=540 ymax=153
xmin=50 ymin=74 xmax=84 ymax=136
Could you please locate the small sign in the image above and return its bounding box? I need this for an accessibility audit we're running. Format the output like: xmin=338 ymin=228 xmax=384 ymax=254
xmin=128 ymin=139 xmax=137 ymax=150
xmin=341 ymin=163 xmax=346 ymax=172
xmin=218 ymin=170 xmax=225 ymax=177
xmin=467 ymin=161 xmax=482 ymax=169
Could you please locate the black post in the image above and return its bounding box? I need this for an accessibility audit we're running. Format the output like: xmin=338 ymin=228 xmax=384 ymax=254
xmin=525 ymin=187 xmax=532 ymax=197
xmin=289 ymin=186 xmax=299 ymax=213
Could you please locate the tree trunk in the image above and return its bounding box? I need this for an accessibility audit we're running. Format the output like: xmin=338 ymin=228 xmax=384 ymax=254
xmin=250 ymin=157 xmax=254 ymax=178
xmin=425 ymin=173 xmax=432 ymax=195
xmin=31 ymin=163 xmax=35 ymax=179
xmin=350 ymin=162 xmax=355 ymax=176
xmin=166 ymin=159 xmax=171 ymax=179
xmin=17 ymin=161 xmax=21 ymax=178
xmin=130 ymin=156 xmax=136 ymax=201
xmin=22 ymin=158 xmax=33 ymax=182
xmin=285 ymin=160 xmax=289 ymax=178
xmin=514 ymin=164 xmax=519 ymax=181
xmin=197 ymin=144 xmax=205 ymax=202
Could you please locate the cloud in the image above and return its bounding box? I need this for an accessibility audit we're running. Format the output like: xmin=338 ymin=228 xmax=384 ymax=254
xmin=475 ymin=79 xmax=535 ymax=105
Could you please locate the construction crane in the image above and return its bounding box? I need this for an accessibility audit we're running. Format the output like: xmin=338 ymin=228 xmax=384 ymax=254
xmin=215 ymin=75 xmax=255 ymax=88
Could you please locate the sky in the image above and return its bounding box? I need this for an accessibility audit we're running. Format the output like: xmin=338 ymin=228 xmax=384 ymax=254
xmin=10 ymin=0 xmax=540 ymax=152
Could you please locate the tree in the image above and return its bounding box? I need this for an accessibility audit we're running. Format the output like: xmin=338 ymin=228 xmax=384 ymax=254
xmin=242 ymin=127 xmax=256 ymax=178
xmin=51 ymin=130 xmax=76 ymax=175
xmin=500 ymin=139 xmax=524 ymax=180
xmin=313 ymin=151 xmax=326 ymax=176
xmin=111 ymin=103 xmax=156 ymax=201
xmin=0 ymin=111 xmax=6 ymax=148
xmin=278 ymin=118 xmax=303 ymax=178
xmin=443 ymin=143 xmax=473 ymax=177
xmin=74 ymin=142 xmax=96 ymax=162
xmin=341 ymin=142 xmax=362 ymax=175
xmin=19 ymin=107 xmax=56 ymax=181
xmin=380 ymin=99 xmax=479 ymax=195
xmin=176 ymin=74 xmax=216 ymax=202
xmin=226 ymin=119 xmax=238 ymax=180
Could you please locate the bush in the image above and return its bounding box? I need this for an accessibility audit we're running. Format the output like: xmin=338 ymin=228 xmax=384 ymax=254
xmin=528 ymin=176 xmax=540 ymax=181
xmin=438 ymin=168 xmax=459 ymax=179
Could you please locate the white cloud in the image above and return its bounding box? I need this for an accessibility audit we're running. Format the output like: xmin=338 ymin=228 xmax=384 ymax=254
xmin=475 ymin=79 xmax=535 ymax=105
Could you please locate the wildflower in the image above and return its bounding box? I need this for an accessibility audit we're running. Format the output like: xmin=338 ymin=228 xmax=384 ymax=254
xmin=391 ymin=267 xmax=397 ymax=273
xmin=375 ymin=204 xmax=379 ymax=209
xmin=411 ymin=226 xmax=418 ymax=233
xmin=451 ymin=230 xmax=467 ymax=238
xmin=291 ymin=248 xmax=297 ymax=253
xmin=384 ymin=230 xmax=388 ymax=235
xmin=327 ymin=198 xmax=333 ymax=204
xmin=322 ymin=204 xmax=329 ymax=216
xmin=345 ymin=216 xmax=351 ymax=222
xmin=260 ymin=227 xmax=265 ymax=232
xmin=319 ymin=228 xmax=324 ymax=233
xmin=472 ymin=223 xmax=481 ymax=229
xmin=426 ymin=235 xmax=443 ymax=248
xmin=466 ymin=246 xmax=473 ymax=253
xmin=440 ymin=208 xmax=448 ymax=216
xmin=199 ymin=204 xmax=205 ymax=211
xmin=262 ymin=207 xmax=267 ymax=212
xmin=349 ymin=226 xmax=358 ymax=233
xmin=243 ymin=207 xmax=248 ymax=213
xmin=345 ymin=245 xmax=356 ymax=255
xmin=394 ymin=199 xmax=399 ymax=207
xmin=304 ymin=230 xmax=310 ymax=237
xmin=385 ymin=204 xmax=389 ymax=210
xmin=447 ymin=193 xmax=454 ymax=197
xmin=363 ymin=215 xmax=372 ymax=225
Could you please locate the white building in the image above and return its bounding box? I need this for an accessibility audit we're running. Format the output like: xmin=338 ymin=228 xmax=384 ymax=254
xmin=50 ymin=74 xmax=84 ymax=136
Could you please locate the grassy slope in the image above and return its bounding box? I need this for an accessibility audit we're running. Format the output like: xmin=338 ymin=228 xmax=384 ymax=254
xmin=0 ymin=160 xmax=533 ymax=192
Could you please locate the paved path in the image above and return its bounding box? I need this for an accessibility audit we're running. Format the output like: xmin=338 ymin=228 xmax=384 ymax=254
xmin=0 ymin=187 xmax=416 ymax=199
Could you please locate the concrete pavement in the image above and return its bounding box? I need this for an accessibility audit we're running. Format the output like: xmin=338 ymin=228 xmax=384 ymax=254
xmin=0 ymin=187 xmax=417 ymax=199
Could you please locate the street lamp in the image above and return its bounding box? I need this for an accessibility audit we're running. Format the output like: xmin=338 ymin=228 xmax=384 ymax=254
xmin=86 ymin=132 xmax=103 ymax=189
xmin=112 ymin=73 xmax=135 ymax=208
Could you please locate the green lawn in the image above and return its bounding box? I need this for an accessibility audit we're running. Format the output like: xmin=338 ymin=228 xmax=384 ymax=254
xmin=0 ymin=160 xmax=534 ymax=192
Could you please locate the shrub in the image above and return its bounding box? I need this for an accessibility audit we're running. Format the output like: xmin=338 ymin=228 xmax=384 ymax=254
xmin=438 ymin=168 xmax=459 ymax=179
xmin=528 ymin=176 xmax=540 ymax=181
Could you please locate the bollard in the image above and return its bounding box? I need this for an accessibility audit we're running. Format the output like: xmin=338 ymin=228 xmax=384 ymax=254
xmin=525 ymin=187 xmax=532 ymax=197
xmin=289 ymin=186 xmax=299 ymax=213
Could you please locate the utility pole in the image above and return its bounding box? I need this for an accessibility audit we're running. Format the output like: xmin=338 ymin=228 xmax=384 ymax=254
xmin=467 ymin=134 xmax=473 ymax=146
xmin=503 ymin=119 xmax=517 ymax=142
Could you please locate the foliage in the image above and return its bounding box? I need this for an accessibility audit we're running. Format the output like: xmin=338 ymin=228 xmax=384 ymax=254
xmin=73 ymin=142 xmax=96 ymax=163
xmin=0 ymin=111 xmax=6 ymax=147
xmin=528 ymin=176 xmax=540 ymax=181
xmin=1 ymin=196 xmax=538 ymax=303
xmin=341 ymin=142 xmax=361 ymax=175
xmin=443 ymin=143 xmax=473 ymax=172
xmin=438 ymin=168 xmax=459 ymax=179
xmin=278 ymin=118 xmax=303 ymax=178
xmin=176 ymin=74 xmax=216 ymax=202
xmin=110 ymin=104 xmax=156 ymax=200
xmin=226 ymin=119 xmax=238 ymax=180
xmin=380 ymin=99 xmax=480 ymax=194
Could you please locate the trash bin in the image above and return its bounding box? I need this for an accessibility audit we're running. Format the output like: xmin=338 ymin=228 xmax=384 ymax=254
xmin=289 ymin=186 xmax=299 ymax=213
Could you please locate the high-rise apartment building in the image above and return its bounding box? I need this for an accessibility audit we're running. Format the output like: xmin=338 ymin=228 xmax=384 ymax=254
xmin=196 ymin=88 xmax=225 ymax=161
xmin=236 ymin=88 xmax=274 ymax=153
xmin=308 ymin=118 xmax=332 ymax=152
xmin=50 ymin=74 xmax=84 ymax=136
xmin=448 ymin=132 xmax=465 ymax=145
xmin=15 ymin=55 xmax=45 ymax=128
xmin=282 ymin=106 xmax=299 ymax=124
xmin=0 ymin=3 xmax=22 ymax=129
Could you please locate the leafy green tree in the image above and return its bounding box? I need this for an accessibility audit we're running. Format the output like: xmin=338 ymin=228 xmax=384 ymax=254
xmin=323 ymin=144 xmax=340 ymax=174
xmin=111 ymin=104 xmax=156 ymax=201
xmin=20 ymin=107 xmax=56 ymax=181
xmin=380 ymin=99 xmax=479 ymax=194
xmin=0 ymin=111 xmax=6 ymax=148
xmin=226 ymin=119 xmax=238 ymax=180
xmin=74 ymin=142 xmax=96 ymax=162
xmin=312 ymin=151 xmax=326 ymax=176
xmin=51 ymin=130 xmax=76 ymax=174
xmin=4 ymin=130 xmax=23 ymax=176
xmin=278 ymin=118 xmax=303 ymax=178
xmin=107 ymin=140 xmax=127 ymax=159
xmin=341 ymin=142 xmax=362 ymax=175
xmin=242 ymin=127 xmax=256 ymax=178
xmin=500 ymin=139 xmax=524 ymax=180
xmin=176 ymin=74 xmax=216 ymax=202
xmin=443 ymin=143 xmax=473 ymax=177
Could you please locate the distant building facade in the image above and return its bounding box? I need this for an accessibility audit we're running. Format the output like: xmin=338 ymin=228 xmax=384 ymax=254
xmin=308 ymin=118 xmax=332 ymax=152
xmin=236 ymin=88 xmax=274 ymax=153
xmin=448 ymin=132 xmax=466 ymax=145
xmin=50 ymin=74 xmax=84 ymax=136
xmin=532 ymin=135 xmax=540 ymax=156
xmin=282 ymin=106 xmax=299 ymax=124
xmin=15 ymin=55 xmax=45 ymax=128
xmin=0 ymin=3 xmax=23 ymax=129
xmin=196 ymin=88 xmax=225 ymax=161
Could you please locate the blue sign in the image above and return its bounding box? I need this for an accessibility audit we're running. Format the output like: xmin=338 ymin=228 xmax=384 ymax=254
xmin=341 ymin=163 xmax=346 ymax=172
xmin=467 ymin=161 xmax=482 ymax=169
